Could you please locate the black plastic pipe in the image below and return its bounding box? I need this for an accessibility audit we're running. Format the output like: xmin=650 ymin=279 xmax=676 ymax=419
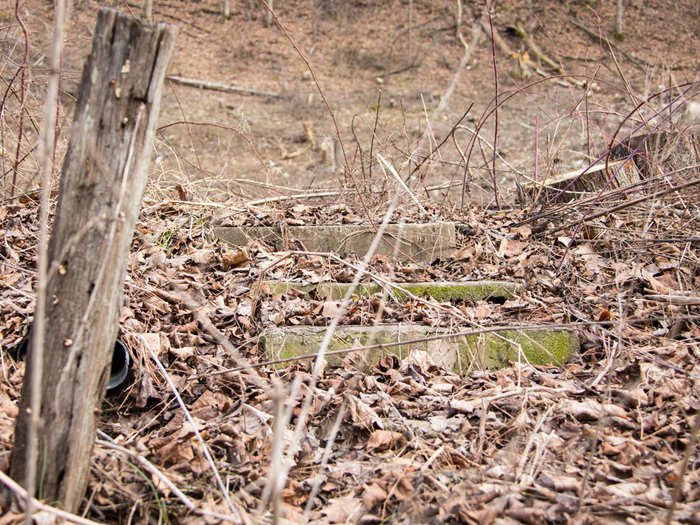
xmin=14 ymin=332 xmax=131 ymax=392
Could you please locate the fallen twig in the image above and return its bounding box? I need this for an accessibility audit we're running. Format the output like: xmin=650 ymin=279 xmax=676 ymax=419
xmin=544 ymin=178 xmax=700 ymax=235
xmin=140 ymin=334 xmax=244 ymax=522
xmin=257 ymin=198 xmax=400 ymax=516
xmin=644 ymin=294 xmax=700 ymax=305
xmin=246 ymin=190 xmax=352 ymax=207
xmin=210 ymin=321 xmax=604 ymax=376
xmin=512 ymin=22 xmax=561 ymax=72
xmin=479 ymin=17 xmax=510 ymax=58
xmin=153 ymin=285 xmax=267 ymax=389
xmin=166 ymin=75 xmax=280 ymax=97
xmin=377 ymin=154 xmax=426 ymax=213
xmin=566 ymin=17 xmax=648 ymax=69
xmin=0 ymin=471 xmax=103 ymax=525
xmin=666 ymin=411 xmax=700 ymax=524
xmin=95 ymin=434 xmax=244 ymax=524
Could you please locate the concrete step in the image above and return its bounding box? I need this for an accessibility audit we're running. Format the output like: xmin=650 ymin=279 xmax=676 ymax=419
xmin=264 ymin=280 xmax=522 ymax=302
xmin=261 ymin=324 xmax=579 ymax=373
xmin=214 ymin=222 xmax=456 ymax=262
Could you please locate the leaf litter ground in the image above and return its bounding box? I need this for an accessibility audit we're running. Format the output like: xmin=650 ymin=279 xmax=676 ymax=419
xmin=0 ymin=194 xmax=698 ymax=524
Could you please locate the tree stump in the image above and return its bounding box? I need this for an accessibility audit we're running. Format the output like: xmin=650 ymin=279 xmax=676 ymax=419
xmin=610 ymin=131 xmax=699 ymax=179
xmin=524 ymin=159 xmax=641 ymax=204
xmin=524 ymin=131 xmax=698 ymax=204
xmin=10 ymin=9 xmax=176 ymax=512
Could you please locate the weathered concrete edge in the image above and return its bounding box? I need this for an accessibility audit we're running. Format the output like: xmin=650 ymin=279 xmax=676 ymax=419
xmin=213 ymin=222 xmax=457 ymax=262
xmin=264 ymin=280 xmax=523 ymax=302
xmin=260 ymin=324 xmax=579 ymax=374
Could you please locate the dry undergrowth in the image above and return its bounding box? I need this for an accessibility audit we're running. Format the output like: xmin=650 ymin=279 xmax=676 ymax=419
xmin=1 ymin=181 xmax=699 ymax=523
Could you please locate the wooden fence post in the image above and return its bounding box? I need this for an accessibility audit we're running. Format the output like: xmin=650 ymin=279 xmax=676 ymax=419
xmin=10 ymin=9 xmax=176 ymax=512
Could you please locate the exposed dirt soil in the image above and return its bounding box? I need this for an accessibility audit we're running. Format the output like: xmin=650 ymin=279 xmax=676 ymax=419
xmin=3 ymin=0 xmax=699 ymax=204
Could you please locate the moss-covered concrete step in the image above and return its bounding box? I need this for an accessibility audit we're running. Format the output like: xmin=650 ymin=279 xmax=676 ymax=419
xmin=261 ymin=325 xmax=579 ymax=374
xmin=264 ymin=280 xmax=522 ymax=302
xmin=214 ymin=222 xmax=456 ymax=262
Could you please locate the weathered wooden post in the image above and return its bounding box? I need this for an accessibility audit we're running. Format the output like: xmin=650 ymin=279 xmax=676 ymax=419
xmin=10 ymin=9 xmax=176 ymax=512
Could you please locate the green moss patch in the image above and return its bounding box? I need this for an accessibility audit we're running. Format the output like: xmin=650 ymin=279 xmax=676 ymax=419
xmin=264 ymin=280 xmax=522 ymax=303
xmin=261 ymin=325 xmax=578 ymax=374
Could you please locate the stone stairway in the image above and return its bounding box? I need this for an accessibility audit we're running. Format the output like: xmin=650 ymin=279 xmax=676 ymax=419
xmin=216 ymin=222 xmax=579 ymax=373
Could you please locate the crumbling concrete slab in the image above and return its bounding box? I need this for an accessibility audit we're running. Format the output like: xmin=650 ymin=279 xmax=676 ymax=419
xmin=264 ymin=280 xmax=522 ymax=302
xmin=214 ymin=222 xmax=457 ymax=262
xmin=261 ymin=324 xmax=579 ymax=374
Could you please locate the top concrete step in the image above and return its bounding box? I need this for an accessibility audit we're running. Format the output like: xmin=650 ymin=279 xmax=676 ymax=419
xmin=214 ymin=222 xmax=457 ymax=262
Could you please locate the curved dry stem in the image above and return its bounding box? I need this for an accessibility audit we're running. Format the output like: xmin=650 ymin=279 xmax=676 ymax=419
xmin=258 ymin=0 xmax=373 ymax=226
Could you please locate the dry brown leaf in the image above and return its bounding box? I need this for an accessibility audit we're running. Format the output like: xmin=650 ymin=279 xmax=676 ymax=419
xmin=347 ymin=394 xmax=383 ymax=430
xmin=449 ymin=398 xmax=481 ymax=414
xmin=451 ymin=245 xmax=475 ymax=261
xmin=189 ymin=248 xmax=213 ymax=265
xmin=140 ymin=332 xmax=162 ymax=356
xmin=321 ymin=495 xmax=365 ymax=523
xmin=430 ymin=381 xmax=454 ymax=394
xmin=507 ymin=505 xmax=545 ymax=524
xmin=498 ymin=237 xmax=527 ymax=258
xmin=605 ymin=481 xmax=648 ymax=498
xmin=0 ymin=512 xmax=23 ymax=525
xmin=392 ymin=476 xmax=415 ymax=501
xmin=342 ymin=348 xmax=367 ymax=370
xmin=513 ymin=225 xmax=532 ymax=239
xmin=135 ymin=372 xmax=157 ymax=408
xmin=0 ymin=399 xmax=18 ymax=419
xmin=222 ymin=247 xmax=249 ymax=269
xmin=170 ymin=345 xmax=195 ymax=360
xmin=644 ymin=274 xmax=674 ymax=294
xmin=538 ymin=472 xmax=579 ymax=492
xmin=361 ymin=482 xmax=388 ymax=510
xmin=290 ymin=204 xmax=312 ymax=216
xmin=321 ymin=300 xmax=343 ymax=318
xmin=574 ymin=243 xmax=605 ymax=274
xmin=473 ymin=302 xmax=493 ymax=320
xmin=560 ymin=399 xmax=603 ymax=420
xmin=236 ymin=299 xmax=253 ymax=317
xmin=281 ymin=479 xmax=306 ymax=506
xmin=601 ymin=440 xmax=626 ymax=456
xmin=28 ymin=512 xmax=56 ymax=525
xmin=404 ymin=349 xmax=435 ymax=370
xmin=366 ymin=429 xmax=405 ymax=451
xmin=602 ymin=402 xmax=629 ymax=419
xmin=461 ymin=506 xmax=499 ymax=525
xmin=150 ymin=471 xmax=173 ymax=498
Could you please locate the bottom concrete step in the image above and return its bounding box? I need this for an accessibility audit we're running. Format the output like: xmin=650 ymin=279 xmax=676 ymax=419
xmin=261 ymin=325 xmax=579 ymax=373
